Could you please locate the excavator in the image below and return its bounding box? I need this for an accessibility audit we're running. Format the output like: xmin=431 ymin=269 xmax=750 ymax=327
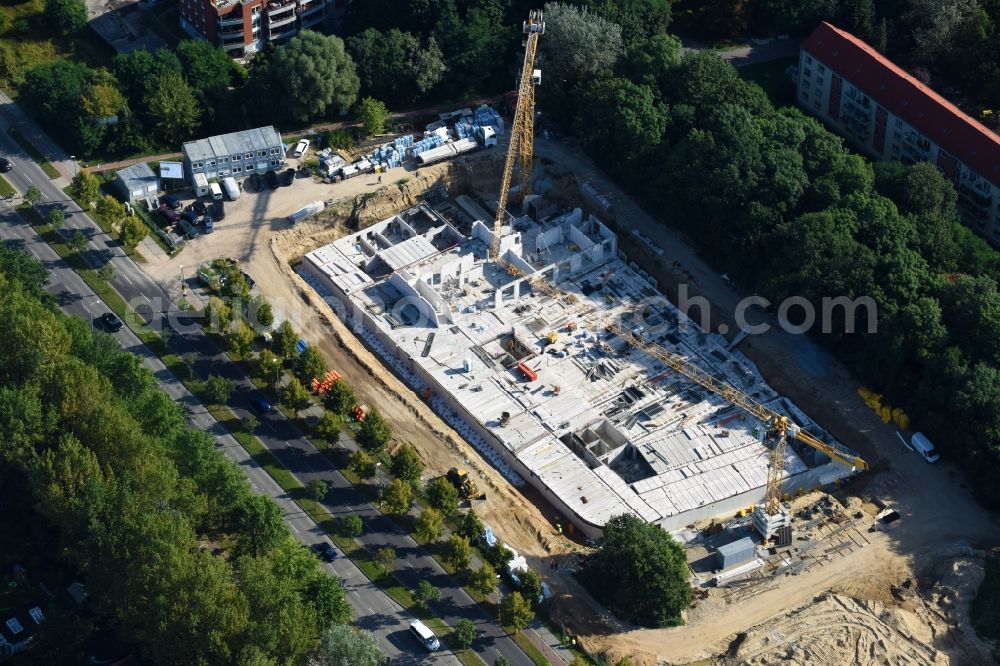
xmin=490 ymin=10 xmax=869 ymax=540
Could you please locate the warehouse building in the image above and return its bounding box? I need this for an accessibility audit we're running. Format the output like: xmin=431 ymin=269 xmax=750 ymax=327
xmin=798 ymin=22 xmax=1000 ymax=245
xmin=302 ymin=197 xmax=860 ymax=538
xmin=182 ymin=126 xmax=284 ymax=197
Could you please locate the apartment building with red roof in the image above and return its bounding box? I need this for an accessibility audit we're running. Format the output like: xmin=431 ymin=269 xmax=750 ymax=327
xmin=799 ymin=22 xmax=1000 ymax=244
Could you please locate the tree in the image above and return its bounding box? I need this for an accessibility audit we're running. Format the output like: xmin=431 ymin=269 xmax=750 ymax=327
xmin=575 ymin=77 xmax=667 ymax=171
xmin=45 ymin=208 xmax=65 ymax=229
xmin=70 ymin=171 xmax=100 ymax=204
xmin=306 ymin=479 xmax=327 ymax=503
xmin=97 ymin=262 xmax=115 ymax=283
xmin=24 ymin=186 xmax=41 ymax=205
xmin=470 ymin=562 xmax=498 ymax=597
xmin=281 ymin=377 xmax=312 ymax=413
xmin=19 ymin=61 xmax=98 ymax=152
xmin=121 ymin=215 xmax=147 ymax=250
xmin=413 ymin=507 xmax=443 ymax=542
xmin=458 ymin=510 xmax=484 ymax=541
xmin=485 ymin=539 xmax=514 ymax=571
xmin=338 ymin=514 xmax=363 ymax=538
xmin=347 ymin=28 xmax=446 ymax=105
xmin=426 ymin=476 xmax=460 ymax=516
xmin=498 ymin=591 xmax=534 ymax=634
xmin=414 ymin=579 xmax=441 ymax=610
xmin=374 ymin=545 xmax=395 ymax=574
xmin=518 ymin=568 xmax=543 ymax=605
xmin=539 ymin=3 xmax=623 ymax=98
xmin=703 ymin=0 xmax=751 ymax=37
xmin=272 ymin=320 xmax=298 ymax=360
xmin=236 ymin=495 xmax=287 ymax=555
xmin=357 ymin=408 xmax=392 ymax=452
xmin=321 ymin=624 xmax=383 ymax=666
xmin=147 ymin=72 xmax=202 ymax=144
xmin=225 ymin=320 xmax=255 ymax=359
xmin=267 ymin=31 xmax=359 ymax=123
xmin=454 ymin=618 xmax=476 ymax=650
xmin=68 ymin=230 xmax=87 ymax=255
xmin=314 ymin=410 xmax=341 ymax=442
xmin=358 ymin=97 xmax=389 ymax=137
xmin=297 ymin=345 xmax=327 ymax=383
xmin=381 ymin=478 xmax=412 ymax=514
xmin=443 ymin=534 xmax=472 ymax=572
xmin=348 ymin=449 xmax=377 ymax=479
xmin=579 ymin=514 xmax=690 ymax=627
xmin=324 ymin=380 xmax=355 ymax=416
xmin=203 ymin=374 xmax=235 ymax=404
xmin=252 ymin=297 xmax=274 ymax=330
xmin=44 ymin=0 xmax=87 ymax=35
xmin=390 ymin=442 xmax=423 ymax=483
xmin=621 ymin=33 xmax=681 ymax=89
xmin=95 ymin=195 xmax=126 ymax=230
xmin=310 ymin=575 xmax=351 ymax=627
xmin=176 ymin=39 xmax=234 ymax=96
xmin=112 ymin=49 xmax=182 ymax=112
xmin=244 ymin=414 xmax=259 ymax=434
xmin=257 ymin=348 xmax=282 ymax=387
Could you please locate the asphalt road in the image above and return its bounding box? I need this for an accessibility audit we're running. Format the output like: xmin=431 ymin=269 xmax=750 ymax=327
xmin=0 ymin=125 xmax=532 ymax=666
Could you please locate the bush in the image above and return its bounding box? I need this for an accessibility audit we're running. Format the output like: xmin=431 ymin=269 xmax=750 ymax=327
xmin=338 ymin=514 xmax=364 ymax=538
xmin=203 ymin=374 xmax=234 ymax=404
xmin=413 ymin=579 xmax=440 ymax=610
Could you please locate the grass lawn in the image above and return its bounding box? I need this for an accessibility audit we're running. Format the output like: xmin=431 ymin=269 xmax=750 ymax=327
xmin=0 ymin=174 xmax=14 ymax=198
xmin=8 ymin=127 xmax=60 ymax=179
xmin=510 ymin=631 xmax=552 ymax=666
xmin=739 ymin=56 xmax=799 ymax=107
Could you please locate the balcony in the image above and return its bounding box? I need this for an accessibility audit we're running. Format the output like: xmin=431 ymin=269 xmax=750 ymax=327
xmin=267 ymin=0 xmax=294 ymax=15
xmin=218 ymin=15 xmax=243 ymax=27
xmin=223 ymin=41 xmax=246 ymax=52
xmin=268 ymin=25 xmax=296 ymax=40
xmin=269 ymin=11 xmax=296 ymax=27
xmin=220 ymin=29 xmax=246 ymax=41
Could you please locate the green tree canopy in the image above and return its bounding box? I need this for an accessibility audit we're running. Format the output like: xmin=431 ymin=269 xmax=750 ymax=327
xmin=426 ymin=476 xmax=460 ymax=516
xmin=358 ymin=97 xmax=389 ymax=137
xmin=147 ymin=72 xmax=202 ymax=144
xmin=358 ymin=408 xmax=392 ymax=452
xmin=381 ymin=478 xmax=412 ymax=514
xmin=347 ymin=28 xmax=446 ymax=104
xmin=498 ymin=591 xmax=533 ymax=634
xmin=44 ymin=0 xmax=87 ymax=35
xmin=267 ymin=31 xmax=360 ymax=123
xmin=414 ymin=506 xmax=443 ymax=542
xmin=414 ymin=579 xmax=441 ymax=609
xmin=443 ymin=533 xmax=472 ymax=572
xmin=321 ymin=625 xmax=383 ymax=666
xmin=580 ymin=514 xmax=690 ymax=627
xmin=390 ymin=442 xmax=424 ymax=482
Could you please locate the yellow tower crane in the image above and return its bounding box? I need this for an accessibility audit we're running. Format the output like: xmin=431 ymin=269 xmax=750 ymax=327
xmin=490 ymin=9 xmax=545 ymax=262
xmin=606 ymin=322 xmax=868 ymax=535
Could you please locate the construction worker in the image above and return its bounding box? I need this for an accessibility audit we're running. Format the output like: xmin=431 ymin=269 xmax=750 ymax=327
xmin=377 ymin=175 xmax=382 ymax=184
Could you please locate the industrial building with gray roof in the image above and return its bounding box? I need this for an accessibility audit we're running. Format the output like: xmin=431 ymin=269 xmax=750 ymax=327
xmin=182 ymin=126 xmax=284 ymax=195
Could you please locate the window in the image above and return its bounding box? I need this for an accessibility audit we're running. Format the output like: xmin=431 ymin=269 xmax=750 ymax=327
xmin=232 ymin=154 xmax=242 ymax=162
xmin=194 ymin=162 xmax=203 ymax=169
xmin=207 ymin=159 xmax=216 ymax=167
xmin=896 ymin=118 xmax=904 ymax=128
xmin=245 ymin=153 xmax=252 ymax=160
xmin=270 ymin=147 xmax=279 ymax=155
xmin=257 ymin=150 xmax=266 ymax=157
xmin=805 ymin=55 xmax=813 ymax=65
xmin=233 ymin=166 xmax=242 ymax=174
xmin=219 ymin=157 xmax=228 ymax=164
xmin=817 ymin=77 xmax=824 ymax=86
xmin=803 ymin=68 xmax=812 ymax=79
xmin=818 ymin=64 xmax=826 ymax=74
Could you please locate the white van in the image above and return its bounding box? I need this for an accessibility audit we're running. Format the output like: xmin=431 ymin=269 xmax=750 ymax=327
xmin=911 ymin=432 xmax=940 ymax=463
xmin=209 ymin=182 xmax=223 ymax=201
xmin=222 ymin=176 xmax=240 ymax=201
xmin=409 ymin=620 xmax=440 ymax=651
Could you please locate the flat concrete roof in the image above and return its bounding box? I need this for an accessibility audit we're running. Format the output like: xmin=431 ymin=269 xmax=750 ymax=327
xmin=305 ymin=202 xmax=853 ymax=530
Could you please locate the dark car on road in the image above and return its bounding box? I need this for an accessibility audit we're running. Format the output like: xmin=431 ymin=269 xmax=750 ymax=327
xmin=0 ymin=157 xmax=12 ymax=173
xmin=160 ymin=194 xmax=182 ymax=210
xmin=191 ymin=200 xmax=207 ymax=215
xmin=281 ymin=168 xmax=295 ymax=186
xmin=250 ymin=397 xmax=272 ymax=414
xmin=249 ymin=174 xmax=263 ymax=192
xmin=202 ymin=216 xmax=214 ymax=233
xmin=311 ymin=542 xmax=336 ymax=562
xmin=101 ymin=312 xmax=123 ymax=332
xmin=181 ymin=209 xmax=199 ymax=224
xmin=212 ymin=200 xmax=225 ymax=220
xmin=265 ymin=169 xmax=280 ymax=190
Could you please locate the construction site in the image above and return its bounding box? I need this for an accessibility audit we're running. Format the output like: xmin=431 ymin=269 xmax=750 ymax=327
xmin=132 ymin=10 xmax=1000 ymax=665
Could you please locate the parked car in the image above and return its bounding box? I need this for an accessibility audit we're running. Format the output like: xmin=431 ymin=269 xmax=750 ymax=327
xmin=250 ymin=397 xmax=273 ymax=414
xmin=180 ymin=210 xmax=199 ymax=224
xmin=191 ymin=200 xmax=207 ymax=215
xmin=265 ymin=170 xmax=280 ymax=190
xmin=157 ymin=204 xmax=180 ymax=222
xmin=160 ymin=194 xmax=182 ymax=210
xmin=202 ymin=216 xmax=214 ymax=233
xmin=249 ymin=174 xmax=263 ymax=192
xmin=0 ymin=157 xmax=13 ymax=172
xmin=212 ymin=200 xmax=225 ymax=220
xmin=292 ymin=139 xmax=310 ymax=158
xmin=281 ymin=168 xmax=295 ymax=186
xmin=101 ymin=312 xmax=123 ymax=332
xmin=311 ymin=541 xmax=336 ymax=563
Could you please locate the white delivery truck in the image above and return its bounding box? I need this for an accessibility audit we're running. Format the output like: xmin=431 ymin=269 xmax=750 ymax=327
xmin=416 ymin=138 xmax=479 ymax=167
xmin=222 ymin=176 xmax=240 ymax=201
xmin=911 ymin=432 xmax=940 ymax=463
xmin=287 ymin=201 xmax=325 ymax=224
xmin=209 ymin=182 xmax=223 ymax=201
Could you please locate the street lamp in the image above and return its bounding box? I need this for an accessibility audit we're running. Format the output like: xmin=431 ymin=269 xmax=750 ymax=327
xmin=374 ymin=462 xmax=383 ymax=507
xmin=70 ymin=156 xmax=77 ymax=177
xmin=179 ymin=264 xmax=186 ymax=297
xmin=88 ymin=298 xmax=100 ymax=332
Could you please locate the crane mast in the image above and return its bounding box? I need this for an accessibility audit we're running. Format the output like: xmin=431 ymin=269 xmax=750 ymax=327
xmin=491 ymin=9 xmax=544 ymax=262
